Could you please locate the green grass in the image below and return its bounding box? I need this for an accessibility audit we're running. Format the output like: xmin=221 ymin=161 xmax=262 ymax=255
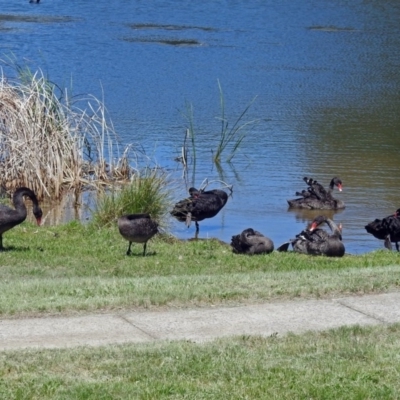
xmin=91 ymin=168 xmax=173 ymax=229
xmin=1 ymin=324 xmax=400 ymax=399
xmin=1 ymin=221 xmax=400 ymax=398
xmin=0 ymin=221 xmax=400 ymax=317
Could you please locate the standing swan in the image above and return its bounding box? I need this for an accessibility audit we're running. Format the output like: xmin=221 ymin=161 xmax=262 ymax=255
xmin=278 ymin=215 xmax=345 ymax=257
xmin=0 ymin=187 xmax=42 ymax=250
xmin=170 ymin=187 xmax=228 ymax=239
xmin=231 ymin=228 xmax=274 ymax=255
xmin=287 ymin=177 xmax=345 ymax=210
xmin=365 ymin=209 xmax=400 ymax=251
xmin=118 ymin=213 xmax=158 ymax=256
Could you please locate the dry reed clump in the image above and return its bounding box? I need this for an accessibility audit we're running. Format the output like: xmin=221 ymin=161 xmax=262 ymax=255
xmin=0 ymin=69 xmax=132 ymax=200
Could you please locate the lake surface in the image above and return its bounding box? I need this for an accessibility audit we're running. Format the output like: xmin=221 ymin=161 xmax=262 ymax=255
xmin=1 ymin=0 xmax=400 ymax=254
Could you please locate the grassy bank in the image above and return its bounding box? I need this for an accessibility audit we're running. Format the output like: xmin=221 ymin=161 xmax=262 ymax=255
xmin=1 ymin=324 xmax=400 ymax=399
xmin=0 ymin=221 xmax=399 ymax=317
xmin=2 ymin=221 xmax=400 ymax=399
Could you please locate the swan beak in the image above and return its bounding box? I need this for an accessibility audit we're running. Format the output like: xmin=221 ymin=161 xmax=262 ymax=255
xmin=337 ymin=184 xmax=343 ymax=192
xmin=36 ymin=217 xmax=42 ymax=226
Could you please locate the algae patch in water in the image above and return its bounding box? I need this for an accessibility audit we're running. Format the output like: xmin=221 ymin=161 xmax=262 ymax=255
xmin=127 ymin=23 xmax=216 ymax=32
xmin=0 ymin=14 xmax=75 ymax=24
xmin=121 ymin=37 xmax=202 ymax=46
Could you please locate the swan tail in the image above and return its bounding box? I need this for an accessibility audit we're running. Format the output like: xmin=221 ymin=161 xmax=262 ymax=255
xmin=384 ymin=235 xmax=393 ymax=251
xmin=276 ymin=242 xmax=291 ymax=252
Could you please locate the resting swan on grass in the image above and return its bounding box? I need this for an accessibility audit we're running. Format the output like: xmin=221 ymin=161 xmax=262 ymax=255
xmin=277 ymin=215 xmax=345 ymax=257
xmin=230 ymin=228 xmax=274 ymax=255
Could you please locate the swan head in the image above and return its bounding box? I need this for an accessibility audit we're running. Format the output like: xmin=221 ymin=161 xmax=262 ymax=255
xmin=309 ymin=215 xmax=327 ymax=231
xmin=33 ymin=206 xmax=43 ymax=226
xmin=330 ymin=177 xmax=343 ymax=191
xmin=242 ymin=228 xmax=256 ymax=238
xmin=188 ymin=187 xmax=200 ymax=198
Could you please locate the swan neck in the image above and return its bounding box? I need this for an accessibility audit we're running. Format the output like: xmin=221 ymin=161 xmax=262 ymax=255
xmin=12 ymin=189 xmax=39 ymax=213
xmin=325 ymin=218 xmax=341 ymax=237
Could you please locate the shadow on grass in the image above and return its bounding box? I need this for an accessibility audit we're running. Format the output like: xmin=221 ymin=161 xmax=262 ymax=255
xmin=0 ymin=246 xmax=35 ymax=252
xmin=187 ymin=237 xmax=229 ymax=246
xmin=125 ymin=251 xmax=157 ymax=258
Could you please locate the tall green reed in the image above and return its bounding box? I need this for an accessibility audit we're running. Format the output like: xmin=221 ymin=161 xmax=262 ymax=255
xmin=213 ymin=80 xmax=258 ymax=163
xmin=178 ymin=82 xmax=257 ymax=190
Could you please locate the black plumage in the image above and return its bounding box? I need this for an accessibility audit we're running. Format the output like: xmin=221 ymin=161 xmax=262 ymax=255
xmin=287 ymin=177 xmax=345 ymax=210
xmin=0 ymin=187 xmax=42 ymax=250
xmin=118 ymin=213 xmax=158 ymax=256
xmin=230 ymin=228 xmax=274 ymax=255
xmin=365 ymin=209 xmax=400 ymax=251
xmin=170 ymin=187 xmax=228 ymax=238
xmin=278 ymin=215 xmax=345 ymax=257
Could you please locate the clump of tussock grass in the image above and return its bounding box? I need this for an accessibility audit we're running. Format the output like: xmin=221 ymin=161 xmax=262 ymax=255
xmin=0 ymin=65 xmax=131 ymax=200
xmin=91 ymin=168 xmax=173 ymax=229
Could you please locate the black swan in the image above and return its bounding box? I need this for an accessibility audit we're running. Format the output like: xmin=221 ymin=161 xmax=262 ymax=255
xmin=365 ymin=209 xmax=400 ymax=251
xmin=277 ymin=215 xmax=345 ymax=257
xmin=231 ymin=228 xmax=274 ymax=255
xmin=170 ymin=187 xmax=228 ymax=238
xmin=0 ymin=187 xmax=42 ymax=250
xmin=118 ymin=213 xmax=158 ymax=256
xmin=287 ymin=177 xmax=345 ymax=210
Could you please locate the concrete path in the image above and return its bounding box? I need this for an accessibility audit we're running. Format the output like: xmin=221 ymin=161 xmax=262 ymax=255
xmin=1 ymin=292 xmax=400 ymax=351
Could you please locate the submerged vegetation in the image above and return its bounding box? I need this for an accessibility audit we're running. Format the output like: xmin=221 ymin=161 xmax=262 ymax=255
xmin=0 ymin=64 xmax=131 ymax=200
xmin=122 ymin=37 xmax=202 ymax=46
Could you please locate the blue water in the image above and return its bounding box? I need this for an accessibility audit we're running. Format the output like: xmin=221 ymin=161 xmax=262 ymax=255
xmin=1 ymin=0 xmax=400 ymax=254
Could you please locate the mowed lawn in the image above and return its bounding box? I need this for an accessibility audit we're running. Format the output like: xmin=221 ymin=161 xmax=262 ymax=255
xmin=1 ymin=221 xmax=400 ymax=399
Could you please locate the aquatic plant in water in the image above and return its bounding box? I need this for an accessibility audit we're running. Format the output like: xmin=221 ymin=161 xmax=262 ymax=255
xmin=213 ymin=80 xmax=258 ymax=163
xmin=181 ymin=80 xmax=258 ymax=175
